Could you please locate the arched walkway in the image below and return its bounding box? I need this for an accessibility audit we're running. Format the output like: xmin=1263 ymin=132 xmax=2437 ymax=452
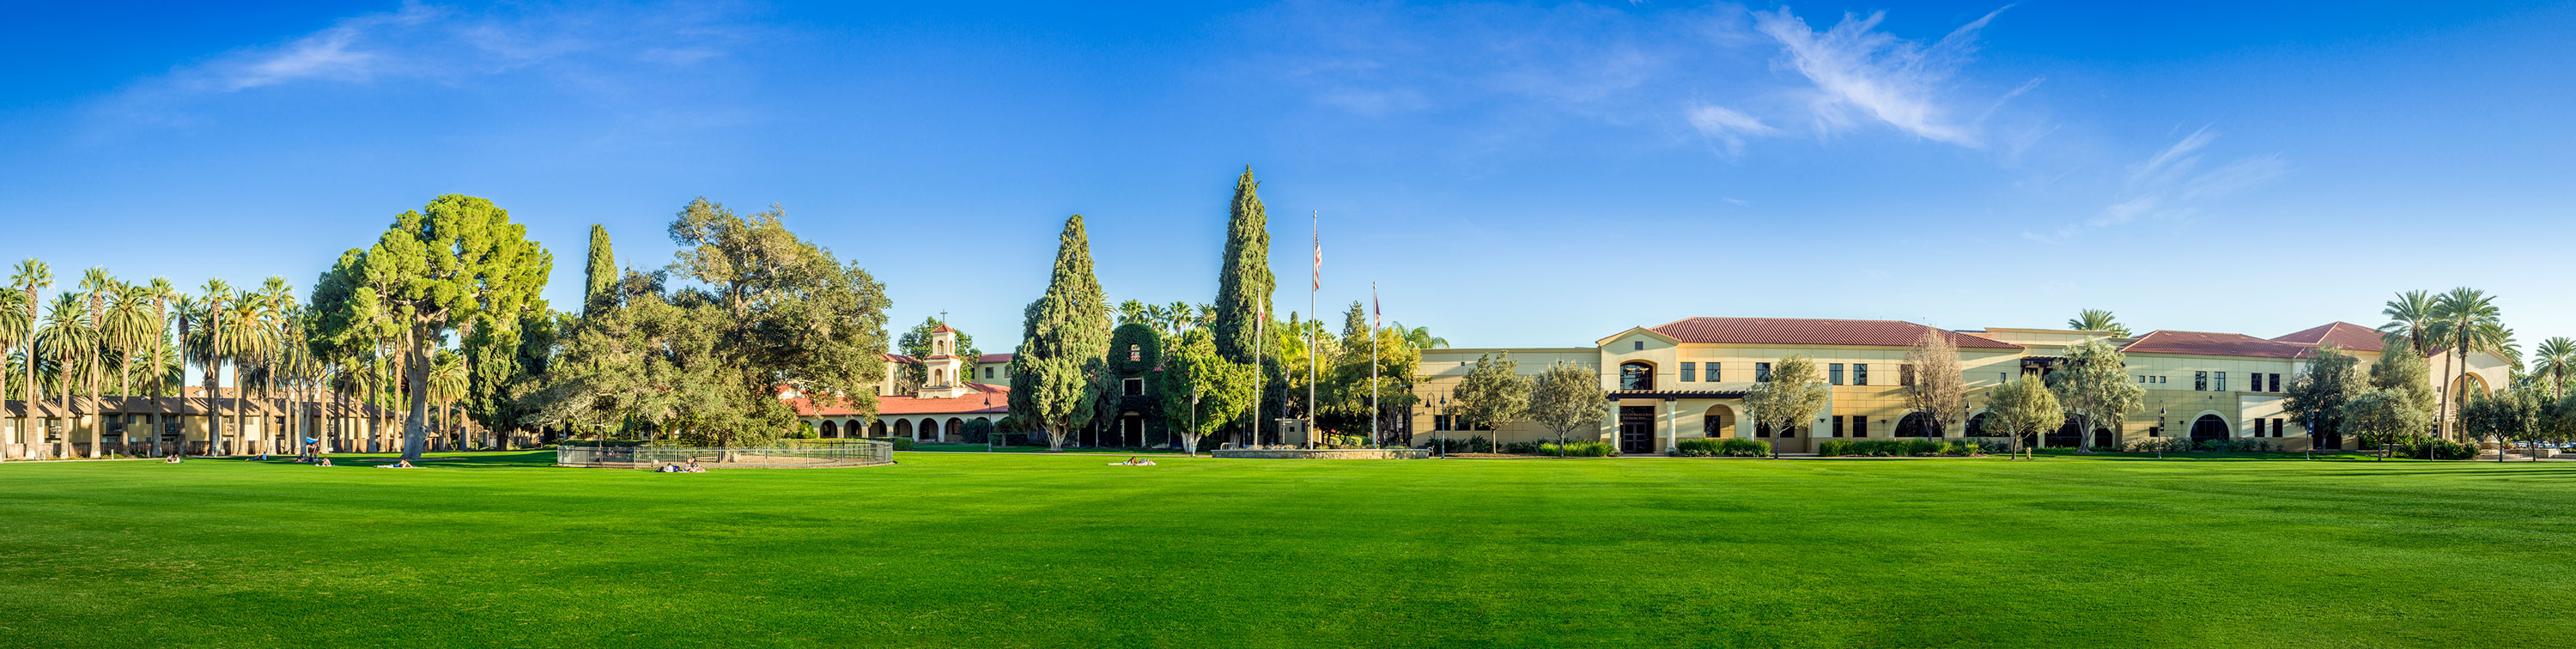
xmin=893 ymin=419 xmax=913 ymax=439
xmin=1896 ymin=412 xmax=1940 ymax=438
xmin=918 ymin=418 xmax=940 ymax=441
xmin=847 ymin=419 xmax=865 ymax=438
xmin=1965 ymin=412 xmax=1997 ymax=437
xmin=818 ymin=420 xmax=839 ymax=438
xmin=2190 ymin=414 xmax=2230 ymax=446
xmin=1701 ymin=404 xmax=1736 ymax=438
xmin=946 ymin=417 xmax=965 ymax=444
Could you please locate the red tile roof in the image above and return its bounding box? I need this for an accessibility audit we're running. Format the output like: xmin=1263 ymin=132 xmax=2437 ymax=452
xmin=1647 ymin=317 xmax=2020 ymax=349
xmin=2271 ymin=322 xmax=2386 ymax=353
xmin=977 ymin=353 xmax=1013 ymax=364
xmin=2121 ymin=330 xmax=2317 ymax=359
xmin=883 ymin=353 xmax=915 ymax=363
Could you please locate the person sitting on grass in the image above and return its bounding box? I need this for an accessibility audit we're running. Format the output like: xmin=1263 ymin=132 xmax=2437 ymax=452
xmin=1110 ymin=456 xmax=1157 ymax=466
xmin=316 ymin=458 xmax=333 ymax=467
xmin=162 ymin=456 xmax=184 ymax=464
xmin=683 ymin=458 xmax=706 ymax=473
xmin=657 ymin=463 xmax=682 ymax=473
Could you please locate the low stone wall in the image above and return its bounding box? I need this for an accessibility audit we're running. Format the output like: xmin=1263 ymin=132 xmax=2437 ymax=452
xmin=1209 ymin=447 xmax=1431 ymax=459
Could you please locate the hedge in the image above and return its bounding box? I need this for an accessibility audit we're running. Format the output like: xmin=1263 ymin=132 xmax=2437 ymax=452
xmin=1535 ymin=440 xmax=1617 ymax=457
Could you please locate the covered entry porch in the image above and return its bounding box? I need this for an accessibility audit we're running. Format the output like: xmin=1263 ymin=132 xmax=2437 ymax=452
xmin=1606 ymin=390 xmax=1797 ymax=454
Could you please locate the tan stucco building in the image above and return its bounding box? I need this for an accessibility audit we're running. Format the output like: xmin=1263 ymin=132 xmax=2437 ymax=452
xmin=1412 ymin=318 xmax=2506 ymax=454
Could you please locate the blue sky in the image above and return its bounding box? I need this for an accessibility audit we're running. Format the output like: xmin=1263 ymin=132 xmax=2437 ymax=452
xmin=3 ymin=1 xmax=2573 ymax=351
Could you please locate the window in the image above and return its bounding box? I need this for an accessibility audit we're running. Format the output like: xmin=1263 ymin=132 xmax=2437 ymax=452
xmin=1853 ymin=416 xmax=1869 ymax=438
xmin=1999 ymin=372 xmax=2008 ymax=385
xmin=1829 ymin=363 xmax=1845 ymax=385
xmin=1757 ymin=362 xmax=1773 ymax=382
xmin=1122 ymin=378 xmax=1144 ymax=396
xmin=2195 ymin=371 xmax=2208 ymax=391
xmin=1433 ymin=415 xmax=1450 ymax=431
xmin=1855 ymin=364 xmax=1869 ymax=386
xmin=2216 ymin=372 xmax=2227 ymax=391
xmin=2269 ymin=373 xmax=2281 ymax=392
xmin=1619 ymin=362 xmax=1655 ymax=391
xmin=1680 ymin=362 xmax=1697 ymax=382
xmin=1633 ymin=341 xmax=1644 ymax=350
xmin=1755 ymin=422 xmax=1773 ymax=438
xmin=1127 ymin=344 xmax=1140 ymax=361
xmin=2272 ymin=418 xmax=2285 ymax=438
xmin=1902 ymin=364 xmax=1916 ymax=386
xmin=983 ymin=367 xmax=994 ymax=379
xmin=1832 ymin=415 xmax=1846 ymax=437
xmin=1705 ymin=362 xmax=1720 ymax=382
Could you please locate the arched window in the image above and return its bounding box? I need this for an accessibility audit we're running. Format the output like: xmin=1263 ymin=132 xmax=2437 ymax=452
xmin=2190 ymin=415 xmax=2229 ymax=445
xmin=1619 ymin=361 xmax=1654 ymax=391
xmin=1128 ymin=344 xmax=1141 ymax=361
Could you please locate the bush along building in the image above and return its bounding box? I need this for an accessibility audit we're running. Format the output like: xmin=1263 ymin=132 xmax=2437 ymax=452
xmin=1411 ymin=318 xmax=2506 ymax=454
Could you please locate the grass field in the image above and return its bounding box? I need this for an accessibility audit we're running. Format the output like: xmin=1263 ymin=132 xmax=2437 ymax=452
xmin=2 ymin=452 xmax=2571 ymax=648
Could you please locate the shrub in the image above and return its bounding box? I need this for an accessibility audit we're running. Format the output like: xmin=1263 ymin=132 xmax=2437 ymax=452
xmin=959 ymin=419 xmax=997 ymax=444
xmin=1674 ymin=438 xmax=1728 ymax=457
xmin=1502 ymin=440 xmax=1544 ymax=454
xmin=2391 ymin=438 xmax=2476 ymax=460
xmin=2125 ymin=437 xmax=2192 ymax=454
xmin=1713 ymin=438 xmax=1770 ymax=457
xmin=1900 ymin=438 xmax=1942 ymax=457
xmin=1423 ymin=436 xmax=1493 ymax=453
xmin=1818 ymin=439 xmax=1854 ymax=457
xmin=1536 ymin=440 xmax=1617 ymax=457
xmin=864 ymin=436 xmax=915 ymax=452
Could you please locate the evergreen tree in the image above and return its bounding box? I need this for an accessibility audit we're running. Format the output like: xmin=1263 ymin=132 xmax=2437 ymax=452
xmin=896 ymin=316 xmax=980 ymax=386
xmin=582 ymin=224 xmax=615 ymax=316
xmin=1985 ymin=373 xmax=2065 ymax=459
xmin=1211 ymin=167 xmax=1273 ymax=364
xmin=1156 ymin=328 xmax=1252 ymax=455
xmin=1007 ymin=215 xmax=1112 ymax=451
xmin=2372 ymin=337 xmax=2439 ymax=425
xmin=1451 ymin=352 xmax=1529 ymax=432
xmin=2045 ymin=338 xmax=2145 ymax=450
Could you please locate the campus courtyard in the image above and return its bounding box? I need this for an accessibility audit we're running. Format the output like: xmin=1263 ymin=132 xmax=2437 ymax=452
xmin=0 ymin=452 xmax=2570 ymax=648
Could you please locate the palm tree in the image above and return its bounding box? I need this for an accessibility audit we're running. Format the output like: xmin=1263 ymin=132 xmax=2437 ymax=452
xmin=1392 ymin=322 xmax=1449 ymax=349
xmin=429 ymin=350 xmax=466 ymax=449
xmin=1117 ymin=300 xmax=1151 ymax=326
xmin=0 ymin=289 xmax=26 ymax=446
xmin=141 ymin=278 xmax=177 ymax=454
xmin=1164 ymin=302 xmax=1195 ymax=335
xmin=2427 ymin=288 xmax=2509 ymax=440
xmin=78 ymin=269 xmax=114 ymax=445
xmin=99 ymin=284 xmax=155 ymax=453
xmin=2066 ymin=309 xmax=2130 ymax=337
xmin=10 ymin=258 xmax=51 ymax=447
xmin=196 ymin=280 xmax=232 ymax=454
xmin=2379 ymin=289 xmax=2438 ymax=356
xmin=257 ymin=277 xmax=295 ymax=453
xmin=34 ymin=293 xmax=96 ymax=456
xmin=2534 ymin=337 xmax=2575 ymax=399
xmin=220 ymin=296 xmax=271 ymax=455
xmin=172 ymin=294 xmax=199 ymax=455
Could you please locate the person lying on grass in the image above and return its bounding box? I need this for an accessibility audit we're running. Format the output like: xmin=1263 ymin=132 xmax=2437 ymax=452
xmin=316 ymin=458 xmax=332 ymax=467
xmin=1110 ymin=457 xmax=1157 ymax=466
xmin=376 ymin=459 xmax=417 ymax=469
xmin=162 ymin=456 xmax=183 ymax=464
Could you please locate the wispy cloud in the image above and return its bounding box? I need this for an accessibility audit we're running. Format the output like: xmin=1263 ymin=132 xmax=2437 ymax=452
xmin=106 ymin=1 xmax=756 ymax=124
xmin=2093 ymin=126 xmax=2286 ymax=226
xmin=1685 ymin=103 xmax=1777 ymax=155
xmin=1753 ymin=6 xmax=2013 ymax=146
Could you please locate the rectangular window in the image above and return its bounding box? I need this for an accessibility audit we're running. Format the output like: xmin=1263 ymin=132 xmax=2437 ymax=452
xmin=1432 ymin=415 xmax=1448 ymax=431
xmin=1902 ymin=364 xmax=1916 ymax=386
xmin=1122 ymin=378 xmax=1144 ymax=396
xmin=1829 ymin=363 xmax=1844 ymax=385
xmin=1854 ymin=417 xmax=1869 ymax=438
xmin=2272 ymin=418 xmax=2285 ymax=438
xmin=1680 ymin=362 xmax=1696 ymax=382
xmin=1634 ymin=341 xmax=1644 ymax=350
xmin=1832 ymin=415 xmax=1845 ymax=438
xmin=1705 ymin=362 xmax=1720 ymax=382
xmin=1755 ymin=422 xmax=1772 ymax=438
xmin=1999 ymin=372 xmax=2008 ymax=385
xmin=1757 ymin=362 xmax=1773 ymax=382
xmin=983 ymin=367 xmax=994 ymax=379
xmin=2195 ymin=371 xmax=2208 ymax=391
xmin=2216 ymin=372 xmax=2227 ymax=391
xmin=1855 ymin=364 xmax=1869 ymax=386
xmin=2270 ymin=373 xmax=2281 ymax=392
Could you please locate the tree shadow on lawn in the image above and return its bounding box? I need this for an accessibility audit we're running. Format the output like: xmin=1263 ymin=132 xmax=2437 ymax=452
xmin=248 ymin=451 xmax=564 ymax=470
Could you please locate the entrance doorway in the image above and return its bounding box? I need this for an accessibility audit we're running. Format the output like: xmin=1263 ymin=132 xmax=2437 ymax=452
xmin=1618 ymin=406 xmax=1655 ymax=455
xmin=2190 ymin=415 xmax=2229 ymax=447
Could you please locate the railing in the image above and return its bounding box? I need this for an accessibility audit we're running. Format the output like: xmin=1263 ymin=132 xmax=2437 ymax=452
xmin=556 ymin=440 xmax=894 ymax=469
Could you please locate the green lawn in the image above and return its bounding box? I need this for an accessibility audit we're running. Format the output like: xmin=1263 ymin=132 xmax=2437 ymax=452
xmin=908 ymin=442 xmax=1181 ymax=454
xmin=2 ymin=452 xmax=2571 ymax=648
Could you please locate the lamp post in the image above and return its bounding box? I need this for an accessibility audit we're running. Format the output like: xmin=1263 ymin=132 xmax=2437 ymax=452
xmin=2156 ymin=407 xmax=2167 ymax=459
xmin=1437 ymin=393 xmax=1449 ymax=458
xmin=1190 ymin=389 xmax=1200 ymax=457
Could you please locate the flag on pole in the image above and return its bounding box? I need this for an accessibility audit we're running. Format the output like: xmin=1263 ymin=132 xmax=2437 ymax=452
xmin=1311 ymin=227 xmax=1321 ymax=290
xmin=1371 ymin=284 xmax=1380 ymax=327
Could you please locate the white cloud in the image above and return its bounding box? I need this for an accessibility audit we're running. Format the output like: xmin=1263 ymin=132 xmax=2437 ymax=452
xmin=1752 ymin=6 xmax=2010 ymax=146
xmin=2092 ymin=127 xmax=2285 ymax=226
xmin=1685 ymin=103 xmax=1777 ymax=154
xmin=151 ymin=2 xmax=748 ymax=95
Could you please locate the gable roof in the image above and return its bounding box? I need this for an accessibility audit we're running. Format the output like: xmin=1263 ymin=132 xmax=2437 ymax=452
xmin=1643 ymin=317 xmax=2020 ymax=349
xmin=976 ymin=353 xmax=1014 ymax=364
xmin=2271 ymin=322 xmax=2386 ymax=353
xmin=2121 ymin=330 xmax=2317 ymax=359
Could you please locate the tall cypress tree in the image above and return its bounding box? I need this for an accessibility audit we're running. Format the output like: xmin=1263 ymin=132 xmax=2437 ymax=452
xmin=1007 ymin=215 xmax=1112 ymax=451
xmin=1211 ymin=167 xmax=1273 ymax=364
xmin=582 ymin=224 xmax=615 ymax=315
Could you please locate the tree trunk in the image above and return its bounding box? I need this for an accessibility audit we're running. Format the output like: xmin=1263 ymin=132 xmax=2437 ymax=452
xmin=2437 ymin=349 xmax=2455 ymax=441
xmin=401 ymin=340 xmax=432 ymax=460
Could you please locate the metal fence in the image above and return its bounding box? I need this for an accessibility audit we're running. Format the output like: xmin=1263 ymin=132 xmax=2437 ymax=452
xmin=556 ymin=440 xmax=894 ymax=469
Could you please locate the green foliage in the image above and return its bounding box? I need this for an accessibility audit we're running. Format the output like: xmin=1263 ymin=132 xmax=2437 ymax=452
xmin=2284 ymin=346 xmax=2362 ymax=446
xmin=863 ymin=436 xmax=916 ymax=452
xmin=1008 ymin=215 xmax=1112 ymax=451
xmin=1535 ymin=440 xmax=1616 ymax=457
xmin=1818 ymin=439 xmax=1981 ymax=457
xmin=2046 ymin=339 xmax=2144 ymax=450
xmin=1984 ymin=373 xmax=2064 ymax=455
xmin=2123 ymin=437 xmax=2194 ymax=454
xmin=661 ymin=197 xmax=892 ymax=448
xmin=2067 ymin=308 xmax=2130 ymax=337
xmin=2389 ymin=437 xmax=2475 ymax=460
xmin=959 ymin=418 xmax=998 ymax=444
xmin=583 ymin=224 xmax=614 ymax=316
xmin=1211 ymin=167 xmax=1273 ymax=366
xmin=1674 ymin=437 xmax=1771 ymax=457
xmin=2372 ymin=337 xmax=2438 ymax=415
xmin=1319 ymin=301 xmax=1420 ymax=440
xmin=1746 ymin=354 xmax=1828 ymax=436
xmin=896 ymin=316 xmax=981 ymax=385
xmin=1451 ymin=352 xmax=1530 ymax=432
xmin=1528 ymin=361 xmax=1607 ymax=441
xmin=321 ymin=195 xmax=554 ymax=458
xmin=1155 ymin=329 xmax=1254 ymax=454
xmin=2345 ymin=387 xmax=2432 ymax=451
xmin=1421 ymin=435 xmax=1492 ymax=453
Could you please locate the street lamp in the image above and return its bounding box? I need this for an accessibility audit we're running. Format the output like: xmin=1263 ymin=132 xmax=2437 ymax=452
xmin=1190 ymin=389 xmax=1201 ymax=457
xmin=1437 ymin=393 xmax=1449 ymax=458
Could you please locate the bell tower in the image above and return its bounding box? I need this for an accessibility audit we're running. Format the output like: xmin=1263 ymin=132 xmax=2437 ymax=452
xmin=917 ymin=323 xmax=969 ymax=399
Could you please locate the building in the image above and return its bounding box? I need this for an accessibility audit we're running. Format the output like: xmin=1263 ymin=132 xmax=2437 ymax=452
xmin=1410 ymin=317 xmax=2506 ymax=454
xmin=781 ymin=324 xmax=1014 ymax=442
xmin=3 ymin=388 xmax=407 ymax=459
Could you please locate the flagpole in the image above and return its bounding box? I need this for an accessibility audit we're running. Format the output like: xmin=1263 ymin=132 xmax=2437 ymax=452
xmin=1371 ymin=282 xmax=1380 ymax=448
xmin=1252 ymin=306 xmax=1263 ymax=448
xmin=1309 ymin=210 xmax=1319 ymax=450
